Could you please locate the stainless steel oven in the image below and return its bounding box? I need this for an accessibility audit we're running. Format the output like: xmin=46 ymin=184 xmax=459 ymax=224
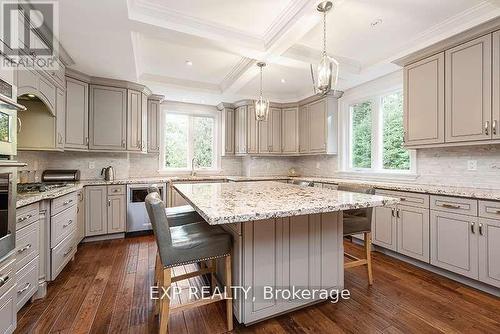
xmin=0 ymin=164 xmax=20 ymax=261
xmin=0 ymin=79 xmax=26 ymax=158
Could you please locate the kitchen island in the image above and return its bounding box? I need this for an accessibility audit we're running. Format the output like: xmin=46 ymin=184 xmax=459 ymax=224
xmin=174 ymin=181 xmax=399 ymax=324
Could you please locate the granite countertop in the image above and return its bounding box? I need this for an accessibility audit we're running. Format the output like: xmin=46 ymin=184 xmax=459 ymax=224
xmin=173 ymin=181 xmax=399 ymax=225
xmin=16 ymin=183 xmax=84 ymax=208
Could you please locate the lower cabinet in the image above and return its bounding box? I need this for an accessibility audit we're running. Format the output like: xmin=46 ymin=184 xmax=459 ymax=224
xmin=478 ymin=218 xmax=500 ymax=287
xmin=0 ymin=255 xmax=16 ymax=334
xmin=76 ymin=189 xmax=85 ymax=243
xmin=372 ymin=205 xmax=397 ymax=251
xmin=85 ymin=185 xmax=126 ymax=236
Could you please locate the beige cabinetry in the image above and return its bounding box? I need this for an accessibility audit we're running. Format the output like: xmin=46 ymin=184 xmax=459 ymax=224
xmin=76 ymin=190 xmax=85 ymax=244
xmin=56 ymin=88 xmax=65 ymax=149
xmin=478 ymin=217 xmax=500 ymax=288
xmin=308 ymin=99 xmax=327 ymax=153
xmin=65 ymin=77 xmax=89 ymax=150
xmin=218 ymin=104 xmax=235 ymax=155
xmin=281 ymin=107 xmax=298 ymax=154
xmin=85 ymin=185 xmax=126 ymax=237
xmin=445 ymin=35 xmax=492 ymax=143
xmin=89 ymin=85 xmax=127 ymax=151
xmin=127 ymin=89 xmax=144 ymax=152
xmin=298 ymin=105 xmax=309 ymax=153
xmin=0 ymin=255 xmax=16 ymax=334
xmin=403 ymin=53 xmax=445 ymax=145
xmin=235 ymin=106 xmax=247 ymax=154
xmin=258 ymin=108 xmax=281 ymax=154
xmin=493 ymin=30 xmax=500 ymax=140
xmin=298 ymin=95 xmax=337 ymax=154
xmin=247 ymin=106 xmax=258 ymax=154
xmin=372 ymin=205 xmax=397 ymax=251
xmin=147 ymin=96 xmax=163 ymax=153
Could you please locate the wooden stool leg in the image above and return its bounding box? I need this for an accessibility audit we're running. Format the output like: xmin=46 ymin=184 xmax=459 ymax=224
xmin=154 ymin=254 xmax=161 ymax=316
xmin=211 ymin=259 xmax=217 ymax=293
xmin=159 ymin=268 xmax=171 ymax=333
xmin=225 ymin=255 xmax=233 ymax=331
xmin=364 ymin=232 xmax=373 ymax=285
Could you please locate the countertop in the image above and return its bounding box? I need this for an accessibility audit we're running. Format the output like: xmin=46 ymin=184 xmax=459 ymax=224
xmin=16 ymin=183 xmax=83 ymax=208
xmin=173 ymin=181 xmax=399 ymax=225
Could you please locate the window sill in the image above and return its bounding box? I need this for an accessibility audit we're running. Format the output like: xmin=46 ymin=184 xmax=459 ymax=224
xmin=157 ymin=169 xmax=223 ymax=176
xmin=335 ymin=170 xmax=418 ymax=182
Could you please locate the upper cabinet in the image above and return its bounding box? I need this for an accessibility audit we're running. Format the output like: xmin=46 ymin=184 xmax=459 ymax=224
xmin=445 ymin=35 xmax=492 ymax=143
xmin=148 ymin=96 xmax=163 ymax=153
xmin=127 ymin=89 xmax=144 ymax=152
xmin=89 ymin=85 xmax=127 ymax=151
xmin=401 ymin=25 xmax=500 ymax=148
xmin=308 ymin=99 xmax=327 ymax=153
xmin=65 ymin=77 xmax=89 ymax=150
xmin=403 ymin=53 xmax=445 ymax=146
xmin=281 ymin=107 xmax=298 ymax=154
xmin=235 ymin=106 xmax=248 ymax=155
xmin=258 ymin=108 xmax=281 ymax=154
xmin=218 ymin=104 xmax=235 ymax=156
xmin=247 ymin=106 xmax=258 ymax=154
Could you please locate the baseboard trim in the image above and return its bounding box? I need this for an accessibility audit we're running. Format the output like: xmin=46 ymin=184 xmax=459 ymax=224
xmin=82 ymin=233 xmax=125 ymax=243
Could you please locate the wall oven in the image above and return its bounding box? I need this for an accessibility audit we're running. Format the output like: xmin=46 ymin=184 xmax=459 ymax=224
xmin=0 ymin=78 xmax=25 ymax=158
xmin=0 ymin=164 xmax=21 ymax=261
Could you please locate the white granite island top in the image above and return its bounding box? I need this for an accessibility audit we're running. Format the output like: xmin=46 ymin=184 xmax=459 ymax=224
xmin=173 ymin=181 xmax=399 ymax=225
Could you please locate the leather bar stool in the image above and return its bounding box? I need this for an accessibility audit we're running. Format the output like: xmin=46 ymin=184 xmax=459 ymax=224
xmin=145 ymin=192 xmax=233 ymax=333
xmin=337 ymin=184 xmax=375 ymax=285
xmin=147 ymin=185 xmax=204 ymax=227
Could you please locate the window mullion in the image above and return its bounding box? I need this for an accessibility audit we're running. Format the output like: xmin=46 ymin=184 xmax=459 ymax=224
xmin=188 ymin=116 xmax=194 ymax=169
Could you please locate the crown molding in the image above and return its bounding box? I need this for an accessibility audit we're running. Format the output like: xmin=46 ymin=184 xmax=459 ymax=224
xmin=220 ymin=57 xmax=256 ymax=92
xmin=140 ymin=73 xmax=221 ymax=93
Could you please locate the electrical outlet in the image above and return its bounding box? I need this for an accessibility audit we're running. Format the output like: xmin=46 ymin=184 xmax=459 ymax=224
xmin=88 ymin=161 xmax=95 ymax=169
xmin=467 ymin=160 xmax=477 ymax=171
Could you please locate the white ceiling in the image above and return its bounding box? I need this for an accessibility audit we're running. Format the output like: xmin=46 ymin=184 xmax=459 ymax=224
xmin=58 ymin=0 xmax=500 ymax=105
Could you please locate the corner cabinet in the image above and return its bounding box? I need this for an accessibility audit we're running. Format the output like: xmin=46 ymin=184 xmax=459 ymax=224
xmin=247 ymin=106 xmax=258 ymax=154
xmin=281 ymin=107 xmax=298 ymax=154
xmin=403 ymin=53 xmax=445 ymax=146
xmin=65 ymin=77 xmax=89 ymax=150
xmin=147 ymin=96 xmax=162 ymax=153
xmin=298 ymin=95 xmax=337 ymax=154
xmin=218 ymin=104 xmax=235 ymax=156
xmin=89 ymin=85 xmax=127 ymax=151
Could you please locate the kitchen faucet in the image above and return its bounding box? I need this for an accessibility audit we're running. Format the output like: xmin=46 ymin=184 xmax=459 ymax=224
xmin=191 ymin=158 xmax=197 ymax=176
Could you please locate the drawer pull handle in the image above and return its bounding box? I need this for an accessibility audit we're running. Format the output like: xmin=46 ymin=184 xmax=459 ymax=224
xmin=400 ymin=198 xmax=406 ymax=201
xmin=471 ymin=222 xmax=476 ymax=234
xmin=18 ymin=214 xmax=33 ymax=222
xmin=479 ymin=223 xmax=483 ymax=236
xmin=441 ymin=203 xmax=461 ymax=209
xmin=17 ymin=282 xmax=31 ymax=295
xmin=63 ymin=220 xmax=73 ymax=228
xmin=63 ymin=199 xmax=73 ymax=205
xmin=0 ymin=275 xmax=9 ymax=287
xmin=63 ymin=247 xmax=74 ymax=257
xmin=18 ymin=244 xmax=32 ymax=253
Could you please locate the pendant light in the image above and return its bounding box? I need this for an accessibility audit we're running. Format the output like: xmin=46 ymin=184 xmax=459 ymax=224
xmin=315 ymin=1 xmax=339 ymax=95
xmin=255 ymin=62 xmax=269 ymax=121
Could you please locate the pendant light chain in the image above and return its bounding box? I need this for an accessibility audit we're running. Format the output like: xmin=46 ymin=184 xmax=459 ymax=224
xmin=259 ymin=66 xmax=263 ymax=96
xmin=322 ymin=11 xmax=327 ymax=56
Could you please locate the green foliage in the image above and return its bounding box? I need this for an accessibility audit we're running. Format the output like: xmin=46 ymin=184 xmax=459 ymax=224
xmin=351 ymin=101 xmax=372 ymax=168
xmin=193 ymin=117 xmax=214 ymax=168
xmin=164 ymin=114 xmax=188 ymax=168
xmin=382 ymin=92 xmax=410 ymax=170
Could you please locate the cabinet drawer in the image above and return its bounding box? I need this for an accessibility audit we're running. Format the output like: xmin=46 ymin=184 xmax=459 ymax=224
xmin=107 ymin=185 xmax=125 ymax=195
xmin=15 ymin=221 xmax=39 ymax=272
xmin=51 ymin=205 xmax=77 ymax=248
xmin=430 ymin=195 xmax=478 ymax=216
xmin=376 ymin=189 xmax=429 ymax=208
xmin=51 ymin=229 xmax=76 ymax=280
xmin=0 ymin=285 xmax=16 ymax=334
xmin=16 ymin=202 xmax=39 ymax=230
xmin=0 ymin=256 xmax=15 ymax=299
xmin=478 ymin=200 xmax=500 ymax=220
xmin=16 ymin=256 xmax=39 ymax=311
xmin=51 ymin=192 xmax=77 ymax=216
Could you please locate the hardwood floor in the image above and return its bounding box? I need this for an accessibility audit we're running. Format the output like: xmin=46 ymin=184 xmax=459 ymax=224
xmin=15 ymin=235 xmax=500 ymax=334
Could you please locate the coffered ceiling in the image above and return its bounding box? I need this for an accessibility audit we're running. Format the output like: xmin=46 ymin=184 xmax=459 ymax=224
xmin=59 ymin=0 xmax=500 ymax=105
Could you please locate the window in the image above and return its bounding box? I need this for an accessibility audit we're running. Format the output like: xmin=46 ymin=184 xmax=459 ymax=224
xmin=346 ymin=90 xmax=413 ymax=174
xmin=163 ymin=113 xmax=217 ymax=171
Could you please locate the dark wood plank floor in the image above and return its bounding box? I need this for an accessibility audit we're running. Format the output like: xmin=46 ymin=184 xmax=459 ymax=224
xmin=15 ymin=235 xmax=500 ymax=334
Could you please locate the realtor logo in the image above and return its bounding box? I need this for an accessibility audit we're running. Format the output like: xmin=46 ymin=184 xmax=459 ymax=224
xmin=1 ymin=0 xmax=59 ymax=70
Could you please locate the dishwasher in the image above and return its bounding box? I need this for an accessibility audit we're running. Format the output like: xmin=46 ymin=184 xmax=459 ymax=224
xmin=127 ymin=183 xmax=166 ymax=233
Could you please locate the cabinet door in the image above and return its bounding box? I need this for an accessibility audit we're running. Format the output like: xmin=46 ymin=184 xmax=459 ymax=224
xmin=147 ymin=99 xmax=160 ymax=153
xmin=222 ymin=108 xmax=234 ymax=155
xmin=372 ymin=206 xmax=397 ymax=251
xmin=445 ymin=35 xmax=492 ymax=143
xmin=281 ymin=107 xmax=298 ymax=154
xmin=493 ymin=31 xmax=500 ymax=140
xmin=298 ymin=105 xmax=309 ymax=153
xmin=38 ymin=75 xmax=57 ymax=114
xmin=84 ymin=186 xmax=107 ymax=236
xmin=235 ymin=106 xmax=247 ymax=154
xmin=269 ymin=108 xmax=281 ymax=153
xmin=478 ymin=218 xmax=500 ymax=288
xmin=258 ymin=116 xmax=269 ymax=153
xmin=404 ymin=53 xmax=445 ymax=146
xmin=89 ymin=85 xmax=127 ymax=151
xmin=430 ymin=210 xmax=478 ymax=279
xmin=107 ymin=195 xmax=126 ymax=233
xmin=247 ymin=106 xmax=258 ymax=154
xmin=56 ymin=87 xmax=65 ymax=149
xmin=172 ymin=189 xmax=189 ymax=207
xmin=141 ymin=93 xmax=148 ymax=152
xmin=127 ymin=89 xmax=142 ymax=151
xmin=65 ymin=77 xmax=89 ymax=149
xmin=308 ymin=99 xmax=327 ymax=153
xmin=397 ymin=205 xmax=430 ymax=262
xmin=76 ymin=190 xmax=85 ymax=243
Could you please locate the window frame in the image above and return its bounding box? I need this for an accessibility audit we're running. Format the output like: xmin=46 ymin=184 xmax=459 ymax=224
xmin=159 ymin=107 xmax=221 ymax=174
xmin=340 ymin=85 xmax=416 ymax=179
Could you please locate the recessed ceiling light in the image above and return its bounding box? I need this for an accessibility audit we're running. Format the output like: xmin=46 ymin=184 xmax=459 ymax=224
xmin=280 ymin=78 xmax=286 ymax=83
xmin=185 ymin=60 xmax=193 ymax=66
xmin=370 ymin=18 xmax=382 ymax=27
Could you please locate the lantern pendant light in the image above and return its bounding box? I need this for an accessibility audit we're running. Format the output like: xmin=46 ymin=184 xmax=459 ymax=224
xmin=316 ymin=1 xmax=339 ymax=96
xmin=255 ymin=62 xmax=269 ymax=121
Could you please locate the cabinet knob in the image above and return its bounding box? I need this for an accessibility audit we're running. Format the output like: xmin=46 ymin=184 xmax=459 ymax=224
xmin=485 ymin=121 xmax=490 ymax=136
xmin=121 ymin=140 xmax=126 ymax=148
xmin=493 ymin=120 xmax=497 ymax=136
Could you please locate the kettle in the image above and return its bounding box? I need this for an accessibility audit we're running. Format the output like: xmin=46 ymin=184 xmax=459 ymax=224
xmin=101 ymin=166 xmax=115 ymax=181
